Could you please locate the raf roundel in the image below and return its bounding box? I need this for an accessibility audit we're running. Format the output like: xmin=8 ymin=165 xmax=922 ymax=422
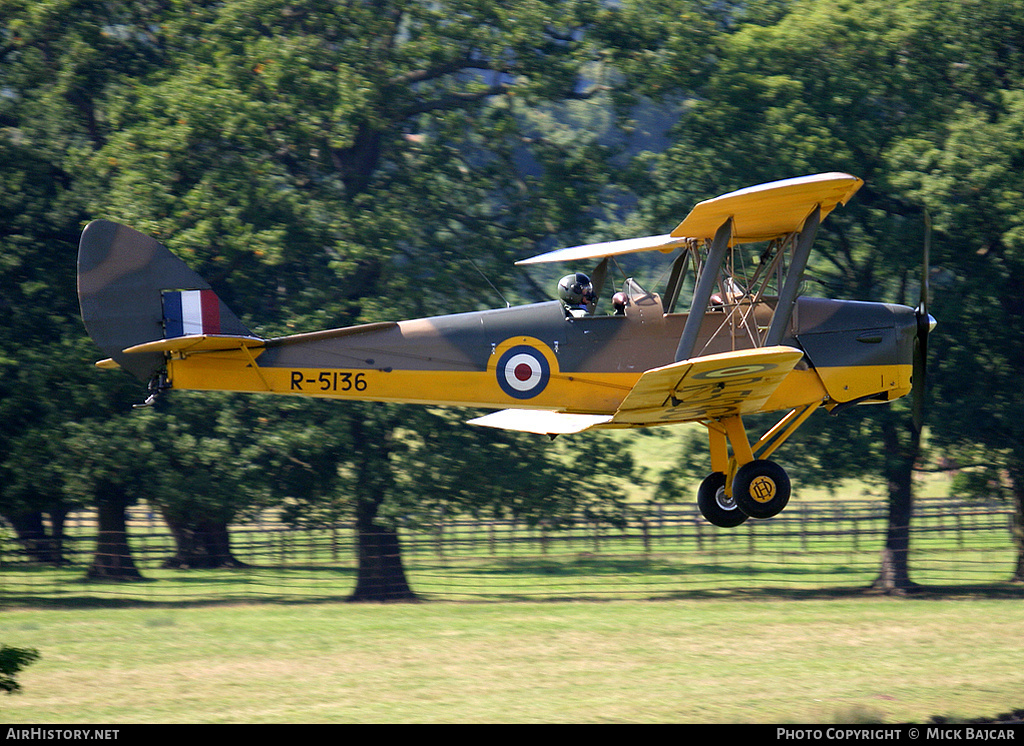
xmin=496 ymin=345 xmax=551 ymax=399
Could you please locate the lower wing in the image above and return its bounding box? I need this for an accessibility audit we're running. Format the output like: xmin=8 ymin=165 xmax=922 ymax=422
xmin=468 ymin=346 xmax=805 ymax=435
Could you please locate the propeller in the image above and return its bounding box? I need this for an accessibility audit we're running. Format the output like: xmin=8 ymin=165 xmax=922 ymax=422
xmin=912 ymin=209 xmax=933 ymax=432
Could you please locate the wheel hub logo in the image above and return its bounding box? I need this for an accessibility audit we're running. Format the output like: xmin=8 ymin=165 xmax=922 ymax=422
xmin=750 ymin=476 xmax=777 ymax=503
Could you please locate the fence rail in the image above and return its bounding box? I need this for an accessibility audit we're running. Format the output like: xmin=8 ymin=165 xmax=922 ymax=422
xmin=1 ymin=499 xmax=1018 ymax=604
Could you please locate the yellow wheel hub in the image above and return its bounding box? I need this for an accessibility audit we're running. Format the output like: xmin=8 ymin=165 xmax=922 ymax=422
xmin=749 ymin=475 xmax=777 ymax=503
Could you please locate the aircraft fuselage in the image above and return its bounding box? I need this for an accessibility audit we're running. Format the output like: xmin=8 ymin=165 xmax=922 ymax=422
xmin=165 ymin=293 xmax=917 ymax=420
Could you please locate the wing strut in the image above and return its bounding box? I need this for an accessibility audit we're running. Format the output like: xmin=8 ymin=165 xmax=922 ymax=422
xmin=674 ymin=218 xmax=732 ymax=362
xmin=663 ymin=248 xmax=691 ymax=314
xmin=589 ymin=256 xmax=609 ymax=314
xmin=764 ymin=205 xmax=820 ymax=346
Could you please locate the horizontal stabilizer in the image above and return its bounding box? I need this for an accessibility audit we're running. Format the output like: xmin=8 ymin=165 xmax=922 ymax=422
xmin=123 ymin=334 xmax=266 ymax=356
xmin=467 ymin=409 xmax=612 ymax=435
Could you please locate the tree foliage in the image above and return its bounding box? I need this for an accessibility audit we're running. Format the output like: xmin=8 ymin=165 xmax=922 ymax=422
xmin=1 ymin=0 xmax=652 ymax=593
xmin=625 ymin=0 xmax=1024 ymax=588
xmin=0 ymin=644 xmax=40 ymax=695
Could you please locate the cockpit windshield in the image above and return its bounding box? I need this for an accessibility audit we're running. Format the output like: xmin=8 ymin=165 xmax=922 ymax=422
xmin=618 ymin=277 xmax=664 ymax=322
xmin=621 ymin=277 xmax=650 ymax=302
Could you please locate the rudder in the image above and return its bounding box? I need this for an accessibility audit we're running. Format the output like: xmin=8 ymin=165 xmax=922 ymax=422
xmin=78 ymin=220 xmax=253 ymax=381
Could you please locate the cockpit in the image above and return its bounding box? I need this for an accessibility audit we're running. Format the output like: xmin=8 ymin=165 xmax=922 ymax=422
xmin=557 ymin=273 xmax=664 ymax=323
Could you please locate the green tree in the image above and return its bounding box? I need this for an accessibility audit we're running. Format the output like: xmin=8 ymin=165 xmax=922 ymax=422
xmin=0 ymin=0 xmax=176 ymax=573
xmin=0 ymin=645 xmax=40 ymax=695
xmin=904 ymin=88 xmax=1024 ymax=581
xmin=3 ymin=0 xmax=659 ymax=595
xmin=624 ymin=0 xmax=1024 ymax=591
xmin=141 ymin=396 xmax=278 ymax=568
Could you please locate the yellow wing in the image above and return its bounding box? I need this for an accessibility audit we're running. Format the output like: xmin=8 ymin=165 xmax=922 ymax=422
xmin=671 ymin=172 xmax=862 ymax=244
xmin=468 ymin=347 xmax=806 ymax=435
xmin=514 ymin=172 xmax=863 ymax=265
xmin=609 ymin=346 xmax=806 ymax=426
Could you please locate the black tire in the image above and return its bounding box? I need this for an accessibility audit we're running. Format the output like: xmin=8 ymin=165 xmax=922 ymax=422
xmin=697 ymin=472 xmax=748 ymax=527
xmin=733 ymin=460 xmax=791 ymax=519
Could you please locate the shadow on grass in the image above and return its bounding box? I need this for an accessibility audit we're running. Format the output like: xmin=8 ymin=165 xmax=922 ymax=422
xmin=454 ymin=555 xmax=872 ymax=579
xmin=0 ymin=593 xmax=361 ymax=610
xmin=2 ymin=558 xmax=1022 ymax=609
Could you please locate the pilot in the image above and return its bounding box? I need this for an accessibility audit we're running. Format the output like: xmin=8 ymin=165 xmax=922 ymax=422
xmin=558 ymin=273 xmax=595 ymax=317
xmin=611 ymin=292 xmax=628 ymax=315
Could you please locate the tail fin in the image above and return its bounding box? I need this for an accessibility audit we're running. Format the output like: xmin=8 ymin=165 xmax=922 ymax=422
xmin=78 ymin=220 xmax=254 ymax=381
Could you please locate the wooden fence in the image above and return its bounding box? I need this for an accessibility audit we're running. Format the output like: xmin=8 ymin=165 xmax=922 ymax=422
xmin=1 ymin=499 xmax=1018 ymax=603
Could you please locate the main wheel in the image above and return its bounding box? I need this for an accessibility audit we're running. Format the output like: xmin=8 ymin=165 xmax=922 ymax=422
xmin=732 ymin=460 xmax=791 ymax=519
xmin=697 ymin=472 xmax=748 ymax=527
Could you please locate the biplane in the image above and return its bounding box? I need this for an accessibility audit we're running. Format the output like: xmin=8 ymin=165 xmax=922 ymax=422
xmin=78 ymin=172 xmax=934 ymax=527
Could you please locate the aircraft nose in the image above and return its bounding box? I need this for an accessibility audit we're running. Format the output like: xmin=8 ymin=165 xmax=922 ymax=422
xmin=926 ymin=314 xmax=937 ymax=333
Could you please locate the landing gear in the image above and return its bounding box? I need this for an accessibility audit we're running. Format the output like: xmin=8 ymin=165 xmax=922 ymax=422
xmin=696 ymin=461 xmax=790 ymax=525
xmin=694 ymin=410 xmax=810 ymax=526
xmin=697 ymin=472 xmax=748 ymax=528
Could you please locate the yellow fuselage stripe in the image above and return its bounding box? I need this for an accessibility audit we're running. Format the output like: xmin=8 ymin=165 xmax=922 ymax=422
xmin=167 ymin=353 xmax=911 ymax=416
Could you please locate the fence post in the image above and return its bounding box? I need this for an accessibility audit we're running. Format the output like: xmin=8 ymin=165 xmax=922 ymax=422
xmin=435 ymin=506 xmax=445 ymax=558
xmin=801 ymin=506 xmax=808 ymax=551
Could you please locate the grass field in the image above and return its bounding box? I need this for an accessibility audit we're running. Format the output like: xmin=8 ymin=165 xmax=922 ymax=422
xmin=2 ymin=593 xmax=1023 ymax=724
xmin=2 ymin=446 xmax=1019 ymax=724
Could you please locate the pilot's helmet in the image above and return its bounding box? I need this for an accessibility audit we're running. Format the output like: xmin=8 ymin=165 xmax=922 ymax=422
xmin=558 ymin=273 xmax=594 ymax=306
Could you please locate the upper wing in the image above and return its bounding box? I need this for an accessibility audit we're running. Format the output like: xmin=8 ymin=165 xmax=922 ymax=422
xmin=670 ymin=172 xmax=863 ymax=244
xmin=515 ymin=172 xmax=862 ymax=265
xmin=514 ymin=234 xmax=688 ymax=266
xmin=608 ymin=346 xmax=806 ymax=427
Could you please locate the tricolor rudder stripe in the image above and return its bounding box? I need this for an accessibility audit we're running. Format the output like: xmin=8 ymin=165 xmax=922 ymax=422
xmin=163 ymin=289 xmax=222 ymax=337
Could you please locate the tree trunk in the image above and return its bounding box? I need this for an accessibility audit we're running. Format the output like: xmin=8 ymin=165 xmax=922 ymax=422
xmin=350 ymin=516 xmax=417 ymax=602
xmin=872 ymin=417 xmax=921 ymax=595
xmin=347 ymin=413 xmax=417 ymax=602
xmin=87 ymin=487 xmax=143 ymax=580
xmin=160 ymin=512 xmax=248 ymax=569
xmin=2 ymin=509 xmax=61 ymax=560
xmin=1008 ymin=462 xmax=1024 ymax=583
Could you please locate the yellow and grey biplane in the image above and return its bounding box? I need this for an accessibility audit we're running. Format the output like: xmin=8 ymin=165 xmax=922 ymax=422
xmin=78 ymin=172 xmax=933 ymax=527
